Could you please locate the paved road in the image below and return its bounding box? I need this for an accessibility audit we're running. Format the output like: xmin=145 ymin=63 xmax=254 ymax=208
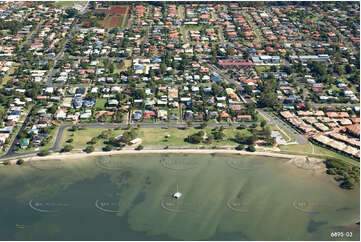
xmin=47 ymin=2 xmax=89 ymax=86
xmin=312 ymin=102 xmax=358 ymax=108
xmin=206 ymin=63 xmax=244 ymax=91
xmin=180 ymin=26 xmax=187 ymax=43
xmin=257 ymin=109 xmax=308 ymax=145
xmin=1 ymin=105 xmax=35 ymax=159
xmin=326 ymin=17 xmax=358 ymax=54
xmin=242 ymin=11 xmax=263 ymax=43
xmin=218 ymin=27 xmax=226 ymax=45
xmin=24 ymin=20 xmax=44 ymax=47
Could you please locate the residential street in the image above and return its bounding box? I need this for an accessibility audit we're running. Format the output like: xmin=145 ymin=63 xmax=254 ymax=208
xmin=257 ymin=109 xmax=308 ymax=145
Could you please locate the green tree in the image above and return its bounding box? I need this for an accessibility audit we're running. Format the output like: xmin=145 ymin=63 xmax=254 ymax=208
xmin=247 ymin=145 xmax=256 ymax=152
xmin=258 ymin=92 xmax=280 ymax=109
xmin=38 ymin=150 xmax=51 ymax=156
xmin=187 ymin=132 xmax=203 ymax=144
xmin=235 ymin=144 xmax=245 ymax=150
xmin=103 ymin=145 xmax=113 ymax=151
xmin=85 ymin=145 xmax=95 ymax=153
xmin=62 ymin=144 xmax=73 ymax=152
xmin=109 ymin=63 xmax=115 ymax=73
xmin=342 ymin=177 xmax=356 ymax=189
xmin=65 ymin=8 xmax=79 ymax=18
xmin=70 ymin=125 xmax=78 ymax=132
xmin=260 ymin=120 xmax=267 ymax=127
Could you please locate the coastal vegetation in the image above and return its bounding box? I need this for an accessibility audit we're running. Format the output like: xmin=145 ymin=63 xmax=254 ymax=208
xmin=325 ymin=157 xmax=360 ymax=189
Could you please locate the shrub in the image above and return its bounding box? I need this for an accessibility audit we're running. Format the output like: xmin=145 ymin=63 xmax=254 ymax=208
xmin=62 ymin=145 xmax=73 ymax=152
xmin=85 ymin=145 xmax=95 ymax=153
xmin=103 ymin=145 xmax=113 ymax=152
xmin=88 ymin=137 xmax=98 ymax=144
xmin=247 ymin=145 xmax=256 ymax=152
xmin=341 ymin=177 xmax=356 ymax=189
xmin=237 ymin=124 xmax=246 ymax=130
xmin=186 ymin=132 xmax=203 ymax=144
xmin=67 ymin=138 xmax=74 ymax=143
xmin=200 ymin=122 xmax=208 ymax=129
xmin=38 ymin=150 xmax=50 ymax=156
xmin=235 ymin=144 xmax=245 ymax=150
xmin=70 ymin=125 xmax=78 ymax=132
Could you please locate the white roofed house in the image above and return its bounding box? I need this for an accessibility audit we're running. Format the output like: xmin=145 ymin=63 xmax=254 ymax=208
xmin=157 ymin=109 xmax=168 ymax=121
xmin=216 ymin=96 xmax=226 ymax=103
xmin=130 ymin=138 xmax=142 ymax=145
xmin=45 ymin=87 xmax=54 ymax=94
xmin=111 ymin=86 xmax=121 ymax=93
xmin=202 ymin=75 xmax=210 ymax=81
xmin=80 ymin=110 xmax=92 ymax=119
xmin=55 ymin=109 xmax=67 ymax=120
xmin=91 ymin=87 xmax=98 ymax=93
xmin=14 ymin=98 xmax=25 ymax=106
xmin=191 ymin=86 xmax=199 ymax=92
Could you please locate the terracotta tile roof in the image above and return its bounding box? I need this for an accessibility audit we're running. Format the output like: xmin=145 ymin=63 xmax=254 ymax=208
xmin=346 ymin=124 xmax=360 ymax=136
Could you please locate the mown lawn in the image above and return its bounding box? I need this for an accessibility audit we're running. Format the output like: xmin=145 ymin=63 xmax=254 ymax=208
xmin=41 ymin=126 xmax=60 ymax=150
xmin=59 ymin=127 xmax=252 ymax=148
xmin=60 ymin=127 xmax=124 ymax=148
xmin=255 ymin=66 xmax=270 ymax=73
xmin=0 ymin=63 xmax=19 ymax=87
xmin=95 ymin=98 xmax=107 ymax=109
xmin=138 ymin=127 xmax=250 ymax=146
xmin=54 ymin=1 xmax=86 ymax=7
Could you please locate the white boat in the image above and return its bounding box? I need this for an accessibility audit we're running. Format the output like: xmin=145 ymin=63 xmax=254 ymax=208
xmin=172 ymin=185 xmax=182 ymax=199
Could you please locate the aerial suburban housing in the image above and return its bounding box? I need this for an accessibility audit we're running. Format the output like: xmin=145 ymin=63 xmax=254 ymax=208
xmin=0 ymin=1 xmax=360 ymax=241
xmin=0 ymin=1 xmax=359 ymax=185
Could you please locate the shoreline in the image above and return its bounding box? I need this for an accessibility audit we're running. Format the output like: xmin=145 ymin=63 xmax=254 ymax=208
xmin=16 ymin=149 xmax=319 ymax=163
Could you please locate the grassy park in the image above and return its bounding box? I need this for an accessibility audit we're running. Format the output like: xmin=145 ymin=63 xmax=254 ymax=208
xmin=54 ymin=1 xmax=87 ymax=7
xmin=59 ymin=126 xmax=253 ymax=148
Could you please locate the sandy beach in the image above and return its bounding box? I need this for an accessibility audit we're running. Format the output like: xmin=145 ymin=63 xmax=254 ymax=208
xmin=18 ymin=149 xmax=320 ymax=163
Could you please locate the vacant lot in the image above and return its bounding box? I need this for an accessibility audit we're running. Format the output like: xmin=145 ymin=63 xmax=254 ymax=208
xmin=109 ymin=16 xmax=121 ymax=28
xmin=107 ymin=5 xmax=128 ymax=15
xmin=116 ymin=59 xmax=132 ymax=72
xmin=98 ymin=5 xmax=130 ymax=29
xmin=98 ymin=15 xmax=111 ymax=28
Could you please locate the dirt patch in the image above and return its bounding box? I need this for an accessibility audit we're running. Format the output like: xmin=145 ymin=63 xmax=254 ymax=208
xmin=109 ymin=16 xmax=121 ymax=28
xmin=107 ymin=5 xmax=128 ymax=15
xmin=98 ymin=15 xmax=111 ymax=28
